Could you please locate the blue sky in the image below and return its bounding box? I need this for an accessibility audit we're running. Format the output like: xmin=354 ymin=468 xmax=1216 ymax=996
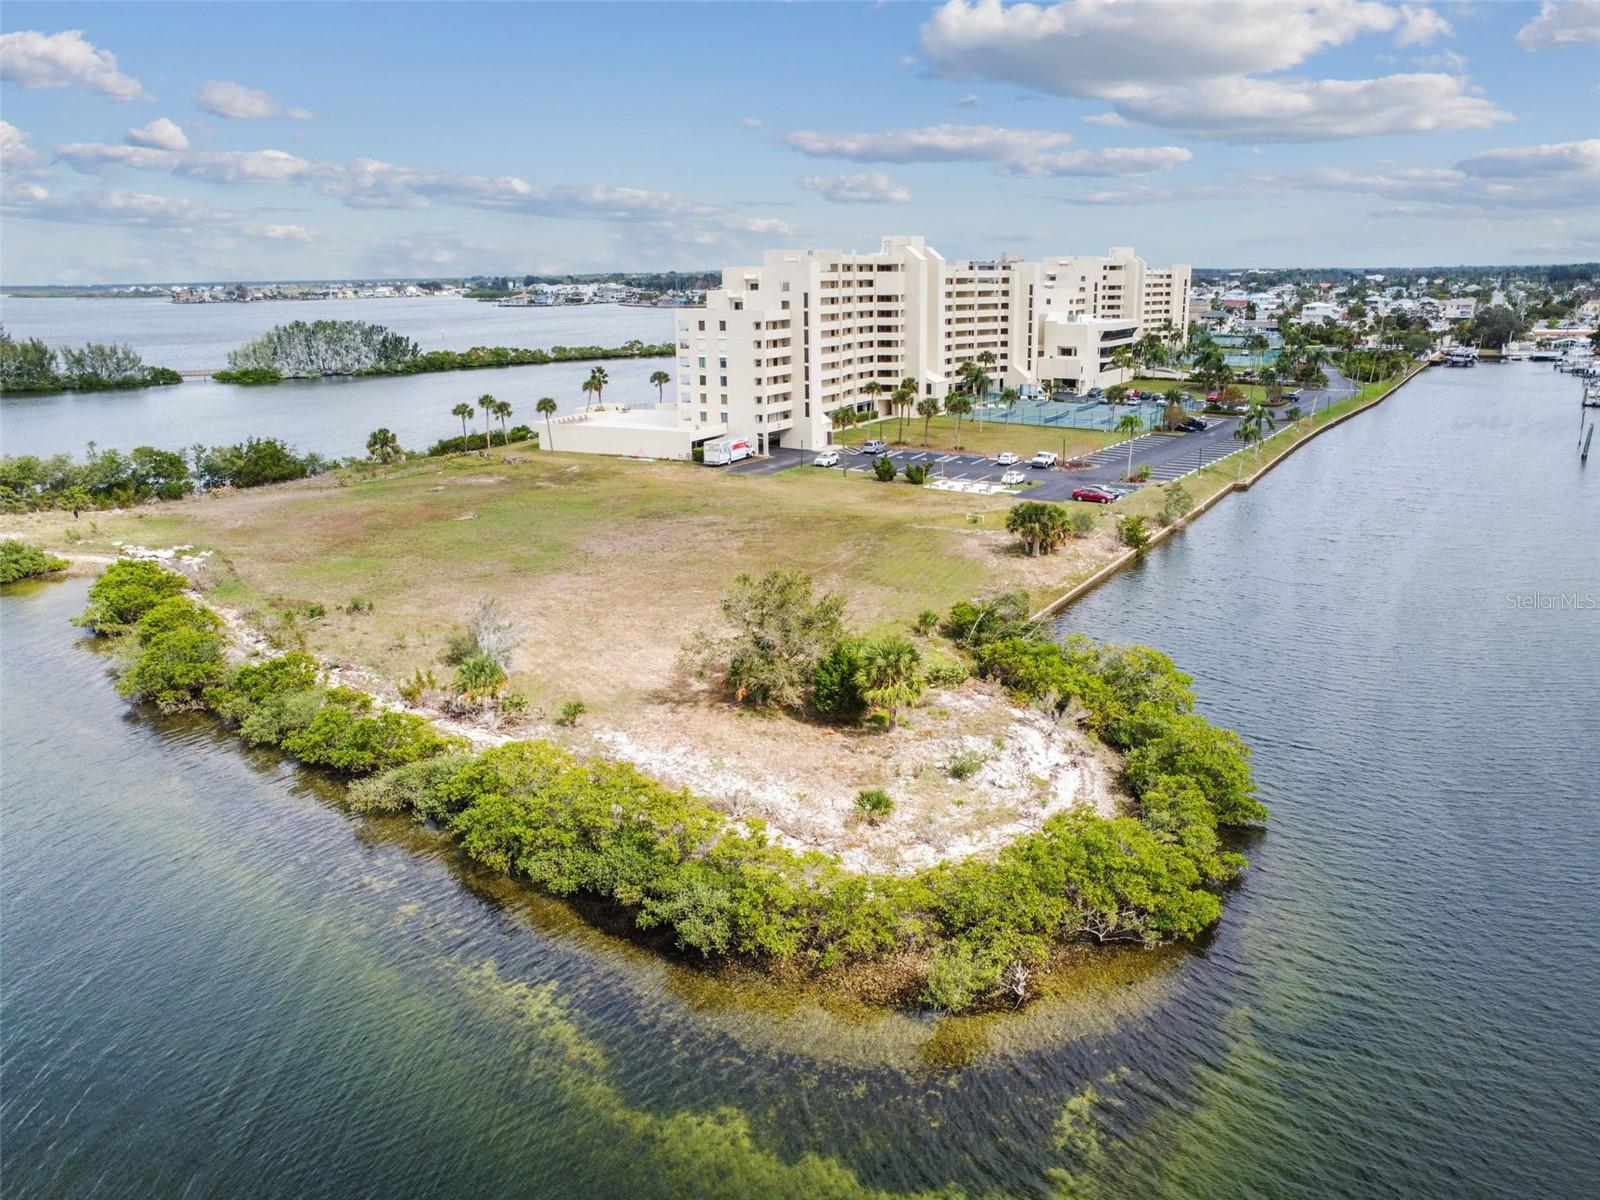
xmin=2 ymin=1 xmax=1597 ymax=282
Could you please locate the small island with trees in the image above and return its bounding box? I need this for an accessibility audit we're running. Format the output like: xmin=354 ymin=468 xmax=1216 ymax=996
xmin=212 ymin=319 xmax=672 ymax=384
xmin=1 ymin=328 xmax=182 ymax=394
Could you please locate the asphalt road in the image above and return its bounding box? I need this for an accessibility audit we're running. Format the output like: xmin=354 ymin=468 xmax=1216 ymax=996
xmin=725 ymin=368 xmax=1359 ymax=503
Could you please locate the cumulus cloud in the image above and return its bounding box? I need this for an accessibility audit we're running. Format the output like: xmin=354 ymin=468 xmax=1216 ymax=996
xmin=740 ymin=116 xmax=765 ymax=127
xmin=799 ymin=171 xmax=913 ymax=204
xmin=196 ymin=79 xmax=313 ymax=120
xmin=1054 ymin=182 xmax=1247 ymax=205
xmin=955 ymin=92 xmax=982 ymax=107
xmin=0 ymin=120 xmax=40 ymax=170
xmin=0 ymin=29 xmax=149 ymax=100
xmin=364 ymin=232 xmax=494 ymax=276
xmin=1004 ymin=145 xmax=1192 ymax=176
xmin=1516 ymin=0 xmax=1600 ymax=48
xmin=1260 ymin=139 xmax=1600 ymax=212
xmin=782 ymin=122 xmax=1073 ymax=163
xmin=125 ymin=117 xmax=189 ymax=151
xmin=917 ymin=1 xmax=1503 ymax=142
xmin=1081 ymin=111 xmax=1129 ymax=127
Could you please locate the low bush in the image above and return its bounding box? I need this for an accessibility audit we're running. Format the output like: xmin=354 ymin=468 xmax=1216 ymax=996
xmin=903 ymin=463 xmax=929 ymax=485
xmin=74 ymin=559 xmax=188 ymax=633
xmin=115 ymin=594 xmax=228 ymax=712
xmin=855 ymin=788 xmax=894 ymax=824
xmin=810 ymin=638 xmax=869 ymax=722
xmin=924 ymin=660 xmax=969 ymax=688
xmin=946 ymin=749 xmax=988 ymax=780
xmin=1116 ymin=514 xmax=1151 ymax=551
xmin=0 ymin=539 xmax=68 ymax=584
xmin=557 ymin=699 xmax=586 ymax=726
xmin=872 ymin=456 xmax=897 ymax=482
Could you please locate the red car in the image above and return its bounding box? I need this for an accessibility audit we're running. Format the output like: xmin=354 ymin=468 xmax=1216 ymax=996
xmin=1071 ymin=486 xmax=1118 ymax=504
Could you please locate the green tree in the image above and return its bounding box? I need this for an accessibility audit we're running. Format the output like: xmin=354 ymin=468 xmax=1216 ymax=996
xmin=1000 ymin=386 xmax=1020 ymax=423
xmin=477 ymin=394 xmax=496 ymax=452
xmin=689 ymin=570 xmax=847 ymax=710
xmin=649 ymin=369 xmax=671 ymax=402
xmin=1115 ymin=413 xmax=1144 ymax=479
xmin=536 ymin=396 xmax=558 ymax=450
xmin=854 ymin=635 xmax=924 ymax=729
xmin=945 ymin=392 xmax=974 ymax=449
xmin=0 ymin=539 xmax=68 ymax=584
xmin=587 ymin=365 xmax=609 ymax=408
xmin=1006 ymin=501 xmax=1072 ymax=557
xmin=451 ymin=402 xmax=474 ymax=446
xmin=872 ymin=455 xmax=897 ymax=482
xmin=366 ymin=427 xmax=403 ymax=463
xmin=491 ymin=398 xmax=513 ymax=443
xmin=916 ymin=396 xmax=941 ymax=445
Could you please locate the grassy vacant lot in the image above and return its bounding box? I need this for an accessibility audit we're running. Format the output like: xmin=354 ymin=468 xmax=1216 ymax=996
xmin=1126 ymin=376 xmax=1273 ymax=404
xmin=836 ymin=414 xmax=1118 ymax=460
xmin=44 ymin=449 xmax=1119 ymax=716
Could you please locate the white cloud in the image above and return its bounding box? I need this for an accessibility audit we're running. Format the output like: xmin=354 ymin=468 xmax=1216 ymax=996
xmin=1110 ymin=73 xmax=1508 ymax=142
xmin=56 ymin=141 xmax=314 ymax=184
xmin=782 ymin=122 xmax=1073 ymax=163
xmin=0 ymin=120 xmax=39 ymax=170
xmin=1393 ymin=5 xmax=1452 ymax=47
xmin=1054 ymin=182 xmax=1246 ymax=205
xmin=1004 ymin=145 xmax=1192 ymax=176
xmin=364 ymin=232 xmax=494 ymax=276
xmin=740 ymin=116 xmax=765 ymax=128
xmin=196 ymin=79 xmax=313 ymax=120
xmin=1413 ymin=48 xmax=1468 ymax=71
xmin=125 ymin=117 xmax=189 ymax=151
xmin=1516 ymin=0 xmax=1600 ymax=48
xmin=920 ymin=0 xmax=1399 ymax=90
xmin=1081 ymin=111 xmax=1129 ymax=127
xmin=799 ymin=171 xmax=913 ymax=204
xmin=0 ymin=29 xmax=149 ymax=101
xmin=240 ymin=222 xmax=316 ymax=241
xmin=48 ymin=138 xmax=792 ymax=248
xmin=6 ymin=183 xmax=237 ymax=230
xmin=1260 ymin=139 xmax=1600 ymax=212
xmin=955 ymin=92 xmax=982 ymax=107
xmin=917 ymin=1 xmax=1505 ymax=142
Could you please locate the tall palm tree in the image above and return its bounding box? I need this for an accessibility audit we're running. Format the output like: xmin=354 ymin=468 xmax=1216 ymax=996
xmin=862 ymin=379 xmax=884 ymax=425
xmin=891 ymin=382 xmax=912 ymax=444
xmin=649 ymin=369 xmax=670 ymax=402
xmin=1115 ymin=413 xmax=1143 ymax=479
xmin=975 ymin=351 xmax=997 ymax=432
xmin=945 ymin=392 xmax=973 ymax=449
xmin=477 ymin=394 xmax=495 ymax=452
xmin=587 ymin=365 xmax=609 ymax=409
xmin=536 ymin=396 xmax=557 ymax=450
xmin=580 ymin=376 xmax=599 ymax=413
xmin=492 ymin=398 xmax=513 ymax=443
xmin=451 ymin=402 xmax=474 ymax=447
xmin=1110 ymin=344 xmax=1136 ymax=385
xmin=916 ymin=396 xmax=940 ymax=446
xmin=1245 ymin=332 xmax=1270 ymax=378
xmin=1000 ymin=386 xmax=1020 ymax=424
xmin=1240 ymin=400 xmax=1278 ymax=467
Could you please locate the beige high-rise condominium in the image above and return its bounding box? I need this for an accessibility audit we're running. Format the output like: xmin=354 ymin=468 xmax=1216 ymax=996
xmin=674 ymin=236 xmax=1191 ymax=454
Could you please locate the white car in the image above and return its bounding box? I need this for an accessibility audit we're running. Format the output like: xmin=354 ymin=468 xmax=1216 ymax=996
xmin=862 ymin=439 xmax=889 ymax=455
xmin=1000 ymin=469 xmax=1026 ymax=485
xmin=1030 ymin=450 xmax=1059 ymax=469
xmin=814 ymin=450 xmax=840 ymax=468
xmin=995 ymin=452 xmax=1020 ymax=466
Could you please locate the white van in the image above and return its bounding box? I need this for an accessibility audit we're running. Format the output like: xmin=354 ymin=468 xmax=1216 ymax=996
xmin=702 ymin=438 xmax=753 ymax=466
xmin=1030 ymin=450 xmax=1058 ymax=469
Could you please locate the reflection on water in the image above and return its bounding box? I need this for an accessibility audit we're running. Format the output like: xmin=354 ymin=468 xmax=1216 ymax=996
xmin=3 ymin=362 xmax=1597 ymax=1198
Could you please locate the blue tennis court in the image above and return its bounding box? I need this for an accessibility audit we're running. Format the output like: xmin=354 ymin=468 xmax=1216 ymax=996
xmin=971 ymin=393 xmax=1202 ymax=432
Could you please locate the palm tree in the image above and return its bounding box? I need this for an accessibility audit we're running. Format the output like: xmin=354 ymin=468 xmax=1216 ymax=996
xmin=916 ymin=396 xmax=941 ymax=446
xmin=477 ymin=394 xmax=495 ymax=452
xmin=890 ymin=382 xmax=911 ymax=444
xmin=853 ymin=635 xmax=923 ymax=731
xmin=1237 ymin=400 xmax=1278 ymax=470
xmin=975 ymin=351 xmax=997 ymax=431
xmin=451 ymin=402 xmax=474 ymax=447
xmin=945 ymin=392 xmax=973 ymax=449
xmin=649 ymin=369 xmax=670 ymax=402
xmin=366 ymin=427 xmax=401 ymax=463
xmin=536 ymin=396 xmax=557 ymax=450
xmin=1115 ymin=413 xmax=1143 ymax=479
xmin=1000 ymin=386 xmax=1020 ymax=424
xmin=492 ymin=399 xmax=512 ymax=443
xmin=1245 ymin=332 xmax=1270 ymax=380
xmin=861 ymin=380 xmax=885 ymax=428
xmin=1110 ymin=344 xmax=1136 ymax=384
xmin=580 ymin=376 xmax=599 ymax=412
xmin=587 ymin=365 xmax=609 ymax=409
